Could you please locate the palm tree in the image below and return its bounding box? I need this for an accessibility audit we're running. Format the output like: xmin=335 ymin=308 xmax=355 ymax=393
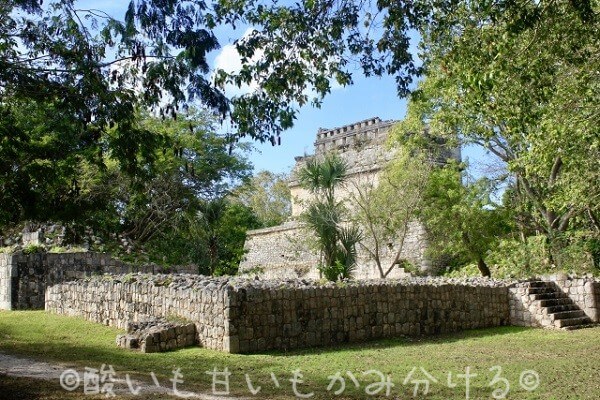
xmin=298 ymin=153 xmax=361 ymax=280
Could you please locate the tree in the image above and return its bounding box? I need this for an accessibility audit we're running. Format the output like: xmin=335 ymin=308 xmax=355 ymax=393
xmin=349 ymin=145 xmax=431 ymax=278
xmin=2 ymin=1 xmax=211 ymax=176
xmin=0 ymin=97 xmax=139 ymax=228
xmin=189 ymin=198 xmax=260 ymax=276
xmin=95 ymin=108 xmax=251 ymax=240
xmin=420 ymin=164 xmax=511 ymax=277
xmin=0 ymin=0 xmax=435 ymax=230
xmin=0 ymin=0 xmax=421 ymax=153
xmin=298 ymin=153 xmax=361 ymax=280
xmin=108 ymin=109 xmax=254 ymax=268
xmin=234 ymin=171 xmax=291 ymax=228
xmin=4 ymin=1 xmax=596 ymax=147
xmin=401 ymin=1 xmax=599 ymax=265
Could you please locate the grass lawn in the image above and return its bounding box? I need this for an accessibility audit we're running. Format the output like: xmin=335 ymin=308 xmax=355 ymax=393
xmin=0 ymin=310 xmax=599 ymax=399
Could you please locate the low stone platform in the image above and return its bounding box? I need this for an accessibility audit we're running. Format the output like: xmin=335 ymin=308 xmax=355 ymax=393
xmin=116 ymin=318 xmax=196 ymax=353
xmin=47 ymin=273 xmax=600 ymax=354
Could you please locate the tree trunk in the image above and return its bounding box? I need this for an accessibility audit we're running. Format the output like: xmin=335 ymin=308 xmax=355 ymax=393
xmin=477 ymin=256 xmax=491 ymax=277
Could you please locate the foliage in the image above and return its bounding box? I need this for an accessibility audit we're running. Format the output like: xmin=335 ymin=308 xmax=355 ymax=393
xmin=190 ymin=199 xmax=261 ymax=276
xmin=3 ymin=0 xmax=598 ymax=277
xmin=0 ymin=0 xmax=447 ymax=158
xmin=21 ymin=243 xmax=46 ymax=255
xmin=0 ymin=100 xmax=118 ymax=226
xmin=0 ymin=106 xmax=255 ymax=273
xmin=406 ymin=1 xmax=600 ymax=266
xmin=334 ymin=225 xmax=362 ymax=279
xmin=419 ymin=163 xmax=512 ymax=277
xmin=317 ymin=261 xmax=345 ymax=282
xmin=234 ymin=170 xmax=291 ymax=228
xmin=0 ymin=246 xmax=17 ymax=254
xmin=113 ymin=109 xmax=252 ymax=245
xmin=445 ymin=233 xmax=600 ymax=279
xmin=298 ymin=153 xmax=360 ymax=280
xmin=47 ymin=246 xmax=88 ymax=254
xmin=485 ymin=236 xmax=554 ymax=279
xmin=349 ymin=143 xmax=431 ymax=278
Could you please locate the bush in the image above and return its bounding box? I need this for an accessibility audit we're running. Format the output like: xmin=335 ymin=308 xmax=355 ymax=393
xmin=486 ymin=236 xmax=550 ymax=278
xmin=484 ymin=234 xmax=599 ymax=278
xmin=318 ymin=261 xmax=346 ymax=282
xmin=22 ymin=244 xmax=45 ymax=255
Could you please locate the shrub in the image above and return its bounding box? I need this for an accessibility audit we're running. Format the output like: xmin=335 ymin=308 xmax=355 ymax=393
xmin=22 ymin=244 xmax=46 ymax=255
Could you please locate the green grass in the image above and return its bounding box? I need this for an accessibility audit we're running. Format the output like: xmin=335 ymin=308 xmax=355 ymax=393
xmin=1 ymin=311 xmax=599 ymax=399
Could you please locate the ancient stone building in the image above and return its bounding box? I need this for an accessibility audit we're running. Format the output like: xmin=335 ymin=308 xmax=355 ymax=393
xmin=239 ymin=117 xmax=460 ymax=279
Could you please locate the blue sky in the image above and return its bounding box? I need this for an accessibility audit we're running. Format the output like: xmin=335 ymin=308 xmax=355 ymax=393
xmin=240 ymin=74 xmax=409 ymax=174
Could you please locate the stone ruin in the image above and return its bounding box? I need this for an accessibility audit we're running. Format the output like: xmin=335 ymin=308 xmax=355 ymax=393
xmin=46 ymin=272 xmax=599 ymax=353
xmin=239 ymin=117 xmax=461 ymax=280
xmin=1 ymin=252 xmax=597 ymax=354
xmin=117 ymin=318 xmax=196 ymax=353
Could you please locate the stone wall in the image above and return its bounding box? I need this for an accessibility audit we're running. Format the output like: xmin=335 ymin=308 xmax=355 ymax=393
xmin=239 ymin=222 xmax=320 ymax=280
xmin=508 ymin=277 xmax=599 ymax=328
xmin=0 ymin=254 xmax=15 ymax=310
xmin=45 ymin=275 xmax=511 ymax=353
xmin=227 ymin=279 xmax=509 ymax=353
xmin=509 ymin=282 xmax=549 ymax=327
xmin=239 ymin=219 xmax=423 ymax=280
xmin=46 ymin=274 xmax=231 ymax=351
xmin=551 ymin=276 xmax=599 ymax=322
xmin=0 ymin=252 xmax=197 ymax=310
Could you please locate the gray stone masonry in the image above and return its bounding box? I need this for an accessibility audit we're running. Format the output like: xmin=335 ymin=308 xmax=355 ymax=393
xmin=46 ymin=274 xmax=516 ymax=353
xmin=0 ymin=254 xmax=16 ymax=310
xmin=227 ymin=278 xmax=509 ymax=353
xmin=46 ymin=274 xmax=230 ymax=351
xmin=550 ymin=276 xmax=600 ymax=322
xmin=0 ymin=252 xmax=197 ymax=310
xmin=116 ymin=318 xmax=197 ymax=353
xmin=508 ymin=277 xmax=598 ymax=329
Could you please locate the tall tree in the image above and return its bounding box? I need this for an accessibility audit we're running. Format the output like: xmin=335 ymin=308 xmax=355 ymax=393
xmin=420 ymin=165 xmax=511 ymax=277
xmin=349 ymin=146 xmax=431 ymax=278
xmin=234 ymin=171 xmax=291 ymax=228
xmin=115 ymin=108 xmax=252 ymax=245
xmin=401 ymin=1 xmax=599 ymax=263
xmin=298 ymin=153 xmax=361 ymax=280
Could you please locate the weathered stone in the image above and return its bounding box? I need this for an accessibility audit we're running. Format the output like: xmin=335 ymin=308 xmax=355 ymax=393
xmin=239 ymin=118 xmax=460 ymax=279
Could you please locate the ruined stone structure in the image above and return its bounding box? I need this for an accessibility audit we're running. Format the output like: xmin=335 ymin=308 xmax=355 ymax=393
xmin=0 ymin=252 xmax=196 ymax=310
xmin=240 ymin=117 xmax=461 ymax=279
xmin=116 ymin=318 xmax=197 ymax=353
xmin=3 ymin=251 xmax=596 ymax=354
xmin=45 ymin=273 xmax=599 ymax=354
xmin=509 ymin=278 xmax=599 ymax=329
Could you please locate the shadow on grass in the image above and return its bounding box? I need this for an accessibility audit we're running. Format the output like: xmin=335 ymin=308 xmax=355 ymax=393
xmin=249 ymin=326 xmax=534 ymax=357
xmin=2 ymin=312 xmax=598 ymax=399
xmin=1 ymin=310 xmax=534 ymax=360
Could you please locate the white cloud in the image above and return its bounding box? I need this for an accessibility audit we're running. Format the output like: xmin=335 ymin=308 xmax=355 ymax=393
xmin=212 ymin=28 xmax=261 ymax=97
xmin=212 ymin=27 xmax=345 ymax=100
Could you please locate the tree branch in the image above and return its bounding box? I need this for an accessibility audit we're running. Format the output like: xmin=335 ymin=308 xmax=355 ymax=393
xmin=548 ymin=156 xmax=563 ymax=188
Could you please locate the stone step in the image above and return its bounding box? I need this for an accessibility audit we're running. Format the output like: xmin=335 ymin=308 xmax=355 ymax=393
xmin=544 ymin=304 xmax=579 ymax=314
xmin=539 ymin=298 xmax=572 ymax=307
xmin=527 ymin=287 xmax=558 ymax=295
xmin=555 ymin=316 xmax=592 ymax=329
xmin=531 ymin=292 xmax=563 ymax=301
xmin=548 ymin=310 xmax=587 ymax=321
xmin=526 ymin=281 xmax=549 ymax=288
xmin=562 ymin=323 xmax=598 ymax=331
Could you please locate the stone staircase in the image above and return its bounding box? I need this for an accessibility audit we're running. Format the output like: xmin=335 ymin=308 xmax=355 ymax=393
xmin=526 ymin=281 xmax=593 ymax=330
